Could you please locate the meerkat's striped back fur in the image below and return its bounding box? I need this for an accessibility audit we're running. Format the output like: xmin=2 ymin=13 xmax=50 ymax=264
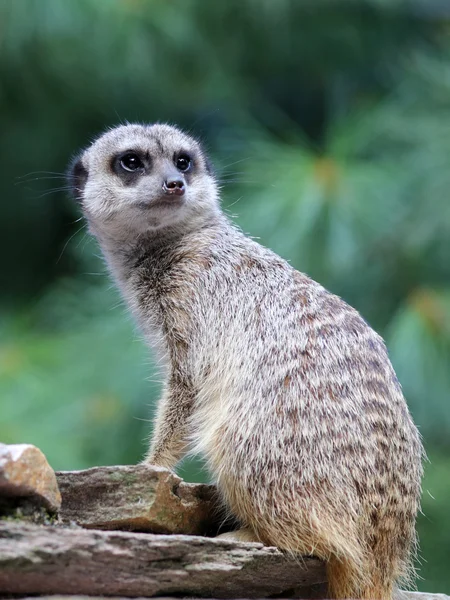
xmin=70 ymin=123 xmax=424 ymax=600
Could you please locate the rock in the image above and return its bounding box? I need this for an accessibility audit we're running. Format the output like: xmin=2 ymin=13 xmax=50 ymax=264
xmin=0 ymin=521 xmax=326 ymax=598
xmin=56 ymin=465 xmax=224 ymax=535
xmin=0 ymin=443 xmax=61 ymax=514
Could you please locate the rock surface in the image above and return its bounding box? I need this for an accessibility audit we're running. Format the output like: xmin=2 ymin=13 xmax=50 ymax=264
xmin=0 ymin=521 xmax=326 ymax=598
xmin=0 ymin=448 xmax=446 ymax=599
xmin=56 ymin=465 xmax=223 ymax=535
xmin=0 ymin=443 xmax=61 ymax=513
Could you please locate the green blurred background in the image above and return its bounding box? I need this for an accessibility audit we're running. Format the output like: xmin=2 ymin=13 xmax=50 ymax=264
xmin=1 ymin=0 xmax=449 ymax=592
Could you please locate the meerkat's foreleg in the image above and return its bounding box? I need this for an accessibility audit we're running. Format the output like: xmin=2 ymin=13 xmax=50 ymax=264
xmin=144 ymin=376 xmax=194 ymax=469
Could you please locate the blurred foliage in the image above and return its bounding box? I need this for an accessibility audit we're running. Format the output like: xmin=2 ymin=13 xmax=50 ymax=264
xmin=1 ymin=0 xmax=450 ymax=593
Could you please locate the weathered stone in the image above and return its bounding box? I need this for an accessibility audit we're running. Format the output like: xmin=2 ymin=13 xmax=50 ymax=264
xmin=0 ymin=521 xmax=326 ymax=598
xmin=56 ymin=465 xmax=224 ymax=535
xmin=0 ymin=443 xmax=61 ymax=514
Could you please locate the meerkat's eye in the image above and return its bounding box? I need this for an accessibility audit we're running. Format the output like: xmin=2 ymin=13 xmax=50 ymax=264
xmin=120 ymin=153 xmax=144 ymax=172
xmin=175 ymin=154 xmax=191 ymax=172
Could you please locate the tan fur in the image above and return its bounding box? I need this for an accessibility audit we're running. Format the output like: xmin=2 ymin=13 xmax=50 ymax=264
xmin=70 ymin=123 xmax=424 ymax=600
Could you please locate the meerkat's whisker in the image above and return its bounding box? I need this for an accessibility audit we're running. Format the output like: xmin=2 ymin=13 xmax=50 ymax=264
xmin=31 ymin=187 xmax=72 ymax=198
xmin=16 ymin=170 xmax=67 ymax=179
xmin=14 ymin=176 xmax=68 ymax=187
xmin=56 ymin=224 xmax=87 ymax=265
xmin=219 ymin=157 xmax=251 ymax=170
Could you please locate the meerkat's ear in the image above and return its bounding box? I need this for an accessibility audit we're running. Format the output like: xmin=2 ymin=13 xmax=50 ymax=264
xmin=67 ymin=153 xmax=88 ymax=202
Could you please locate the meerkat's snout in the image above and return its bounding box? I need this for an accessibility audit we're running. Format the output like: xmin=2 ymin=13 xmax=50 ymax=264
xmin=162 ymin=173 xmax=185 ymax=197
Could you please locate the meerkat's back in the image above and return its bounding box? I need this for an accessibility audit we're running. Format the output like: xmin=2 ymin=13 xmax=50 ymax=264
xmin=70 ymin=123 xmax=424 ymax=600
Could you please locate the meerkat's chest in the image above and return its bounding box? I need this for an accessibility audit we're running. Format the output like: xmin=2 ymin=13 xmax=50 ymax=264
xmin=115 ymin=271 xmax=170 ymax=366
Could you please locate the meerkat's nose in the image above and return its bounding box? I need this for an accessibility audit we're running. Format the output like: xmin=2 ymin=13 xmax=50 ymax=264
xmin=162 ymin=176 xmax=185 ymax=196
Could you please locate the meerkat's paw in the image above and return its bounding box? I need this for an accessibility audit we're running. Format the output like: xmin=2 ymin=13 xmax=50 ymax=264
xmin=216 ymin=527 xmax=261 ymax=543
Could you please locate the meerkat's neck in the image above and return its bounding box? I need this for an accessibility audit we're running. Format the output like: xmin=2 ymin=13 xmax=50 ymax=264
xmin=93 ymin=211 xmax=237 ymax=361
xmin=93 ymin=211 xmax=231 ymax=289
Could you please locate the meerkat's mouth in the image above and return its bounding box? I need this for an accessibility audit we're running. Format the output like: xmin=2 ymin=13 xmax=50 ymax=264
xmin=137 ymin=197 xmax=186 ymax=210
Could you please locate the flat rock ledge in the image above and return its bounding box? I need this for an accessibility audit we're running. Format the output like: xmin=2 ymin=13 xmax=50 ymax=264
xmin=0 ymin=521 xmax=325 ymax=598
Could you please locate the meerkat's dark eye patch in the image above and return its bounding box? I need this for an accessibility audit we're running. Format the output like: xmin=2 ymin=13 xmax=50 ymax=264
xmin=119 ymin=152 xmax=145 ymax=173
xmin=111 ymin=150 xmax=148 ymax=184
xmin=175 ymin=153 xmax=192 ymax=173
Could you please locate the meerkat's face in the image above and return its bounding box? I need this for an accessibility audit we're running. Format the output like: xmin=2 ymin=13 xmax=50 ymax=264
xmin=69 ymin=124 xmax=219 ymax=234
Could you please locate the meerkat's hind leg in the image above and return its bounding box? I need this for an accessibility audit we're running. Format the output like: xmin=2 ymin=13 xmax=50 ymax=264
xmin=326 ymin=556 xmax=369 ymax=600
xmin=327 ymin=554 xmax=394 ymax=600
xmin=216 ymin=526 xmax=261 ymax=543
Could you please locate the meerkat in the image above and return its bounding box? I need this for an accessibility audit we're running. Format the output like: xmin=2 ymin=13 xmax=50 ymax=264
xmin=68 ymin=123 xmax=423 ymax=600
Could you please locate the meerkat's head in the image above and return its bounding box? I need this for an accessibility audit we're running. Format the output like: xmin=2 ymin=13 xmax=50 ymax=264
xmin=69 ymin=123 xmax=219 ymax=236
